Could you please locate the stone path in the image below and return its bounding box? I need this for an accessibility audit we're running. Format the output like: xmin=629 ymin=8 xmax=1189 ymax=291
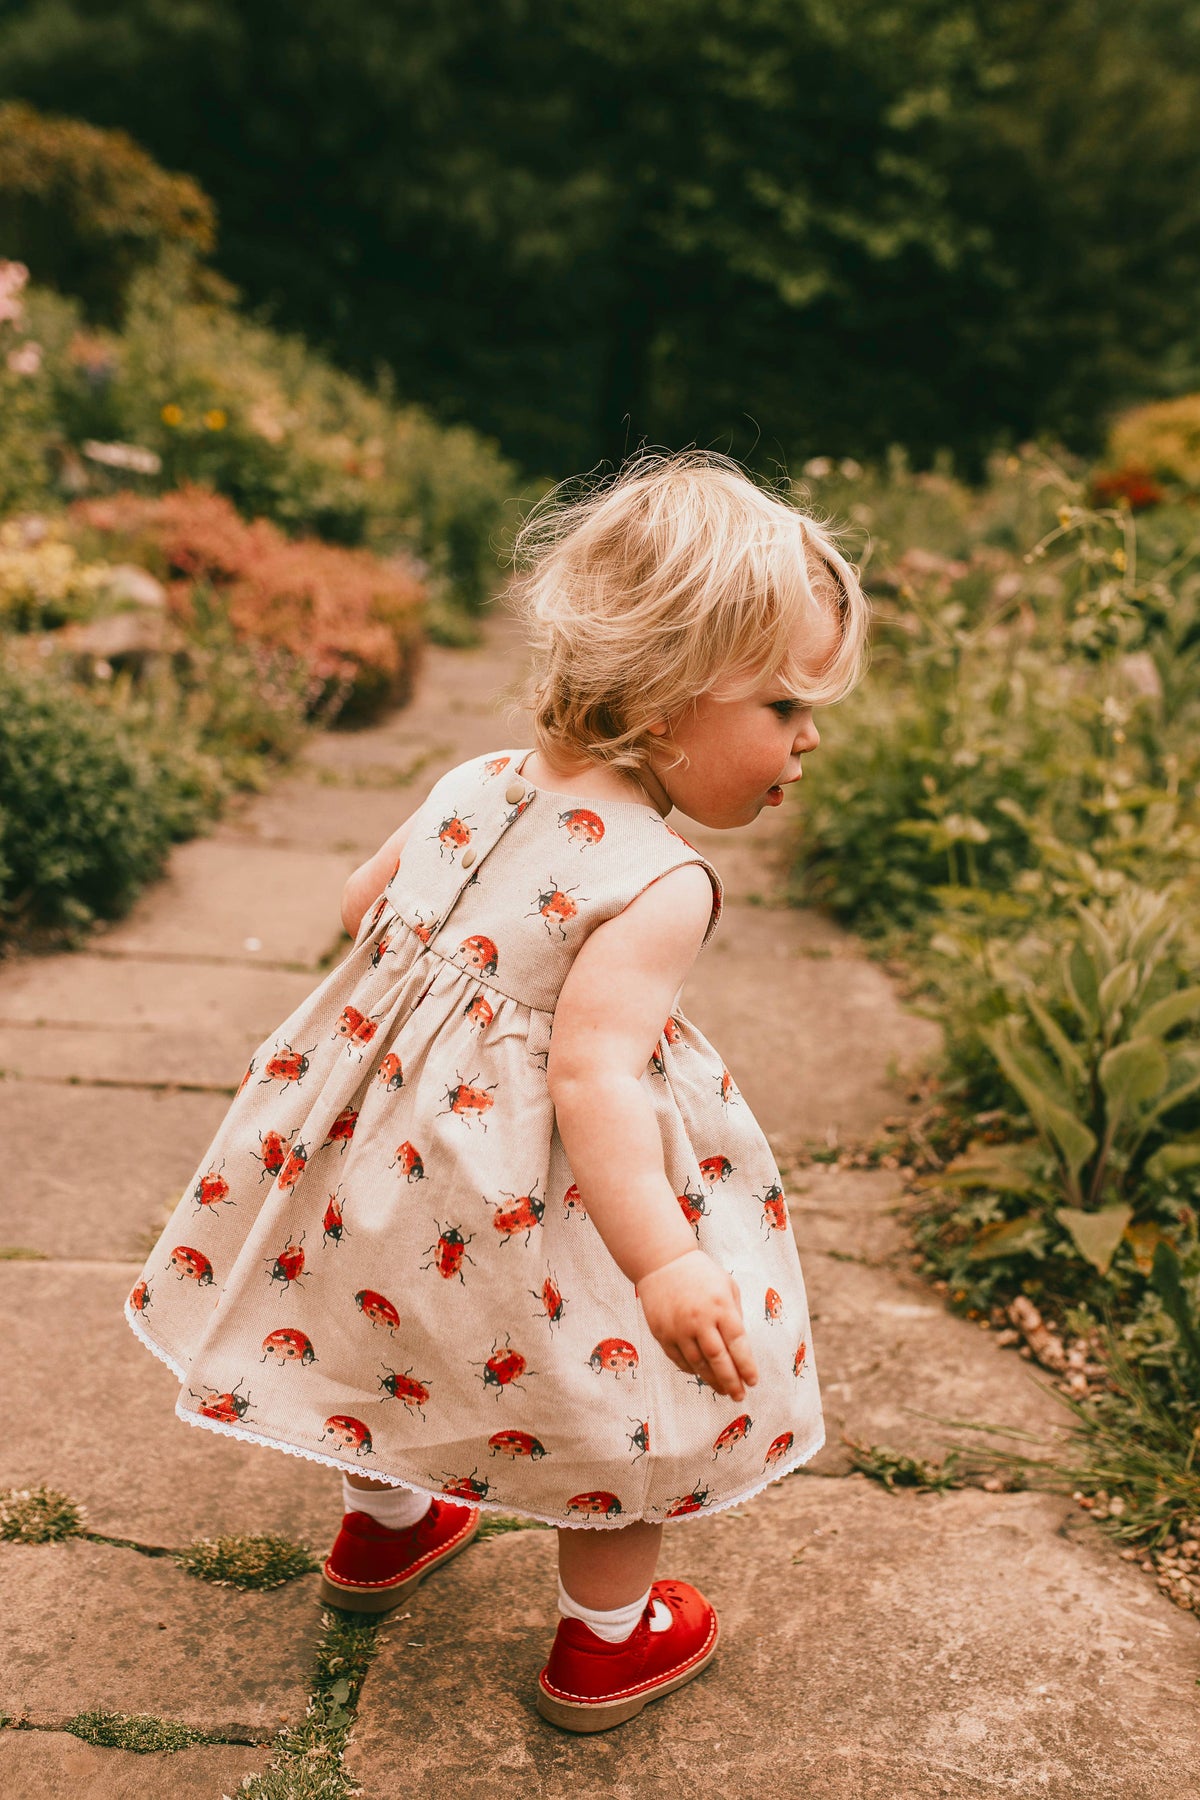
xmin=2 ymin=610 xmax=1197 ymax=1797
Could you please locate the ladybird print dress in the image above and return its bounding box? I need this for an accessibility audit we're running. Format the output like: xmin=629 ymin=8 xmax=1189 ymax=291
xmin=126 ymin=751 xmax=825 ymax=1526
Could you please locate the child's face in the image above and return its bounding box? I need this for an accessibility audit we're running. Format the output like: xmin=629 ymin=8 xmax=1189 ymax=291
xmin=647 ymin=603 xmax=839 ymax=828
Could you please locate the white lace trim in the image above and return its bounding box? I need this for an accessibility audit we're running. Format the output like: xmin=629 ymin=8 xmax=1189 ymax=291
xmin=125 ymin=1301 xmax=825 ymax=1529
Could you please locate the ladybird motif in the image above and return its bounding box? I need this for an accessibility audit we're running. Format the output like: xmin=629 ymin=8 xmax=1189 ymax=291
xmin=662 ymin=1015 xmax=684 ymax=1046
xmin=432 ymin=812 xmax=474 ymax=858
xmin=713 ymin=1413 xmax=753 ymax=1457
xmin=190 ymin=1379 xmax=251 ymax=1424
xmin=483 ymin=755 xmax=511 ymax=778
xmin=422 ymin=1221 xmax=475 ymax=1282
xmin=764 ymin=1287 xmax=784 ymax=1323
xmin=441 ymin=1469 xmax=491 ymax=1500
xmin=261 ymin=1327 xmax=316 ymax=1366
xmin=237 ymin=1056 xmax=256 ymax=1093
xmin=759 ymin=1183 xmax=788 ymax=1233
xmin=474 ymin=1333 xmax=532 ymax=1396
xmin=488 ymin=1429 xmax=548 ymax=1460
xmin=369 ymin=933 xmax=392 ymax=970
xmin=167 ymin=1245 xmax=214 ymax=1285
xmin=323 ymin=1186 xmax=348 ymax=1247
xmin=649 ymin=1045 xmax=666 ymax=1078
xmin=323 ymin=1105 xmax=359 ymax=1152
xmin=665 ymin=1482 xmax=712 ymax=1518
xmin=765 ymin=1430 xmax=795 ymax=1468
xmin=716 ymin=1066 xmax=738 ymax=1106
xmin=562 ymin=1183 xmax=588 ymax=1220
xmin=192 ymin=1161 xmax=231 ymax=1214
xmin=277 ymin=1138 xmax=309 ymax=1192
xmin=698 ymin=1154 xmax=734 ymax=1186
xmin=367 ymin=893 xmax=390 ymax=931
xmin=322 ymin=1414 xmax=373 ymax=1457
xmin=411 ymin=913 xmax=437 ymax=945
xmin=390 ymin=1139 xmax=425 ymax=1181
xmin=793 ymin=1338 xmax=808 ymax=1377
xmin=266 ymin=1233 xmax=306 ymax=1291
xmin=558 ymin=807 xmax=605 ymax=849
xmin=259 ymin=1041 xmax=315 ymax=1090
xmin=252 ymin=1128 xmax=292 ymax=1183
xmin=677 ymin=1184 xmax=709 ymax=1236
xmin=566 ymin=1491 xmax=623 ymax=1519
xmin=458 ymin=934 xmax=498 ymax=976
xmin=334 ymin=1005 xmax=382 ymax=1056
xmin=589 ymin=1337 xmax=639 ymax=1379
xmin=530 ymin=1269 xmax=565 ymax=1329
xmin=488 ymin=1182 xmax=545 ymax=1245
xmin=377 ymin=1053 xmax=405 ymax=1093
xmin=128 ymin=1278 xmax=152 ymax=1313
xmin=355 ymin=1289 xmax=401 ymax=1333
xmin=441 ymin=1073 xmax=497 ymax=1128
xmin=627 ymin=1418 xmax=650 ymax=1461
xmin=379 ymin=1365 xmax=431 ymax=1418
xmin=528 ymin=878 xmax=585 ymax=939
xmin=464 ymin=992 xmax=494 ymax=1031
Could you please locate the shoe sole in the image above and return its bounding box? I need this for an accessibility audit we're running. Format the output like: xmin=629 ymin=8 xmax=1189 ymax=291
xmin=317 ymin=1512 xmax=480 ymax=1614
xmin=535 ymin=1616 xmax=719 ymax=1733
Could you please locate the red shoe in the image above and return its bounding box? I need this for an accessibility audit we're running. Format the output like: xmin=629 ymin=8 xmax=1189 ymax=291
xmin=537 ymin=1579 xmax=719 ymax=1732
xmin=318 ymin=1500 xmax=480 ymax=1613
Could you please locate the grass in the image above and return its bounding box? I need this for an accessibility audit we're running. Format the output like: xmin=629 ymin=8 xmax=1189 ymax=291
xmin=0 ymin=1246 xmax=48 ymax=1260
xmin=842 ymin=1441 xmax=983 ymax=1494
xmin=64 ymin=1709 xmax=227 ymax=1753
xmin=0 ymin=1485 xmax=85 ymax=1542
xmin=173 ymin=1533 xmax=319 ymax=1590
xmin=232 ymin=1611 xmax=381 ymax=1800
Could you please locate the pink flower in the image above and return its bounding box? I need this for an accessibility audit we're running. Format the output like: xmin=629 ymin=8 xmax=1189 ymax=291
xmin=6 ymin=340 xmax=42 ymax=376
xmin=0 ymin=260 xmax=29 ymax=326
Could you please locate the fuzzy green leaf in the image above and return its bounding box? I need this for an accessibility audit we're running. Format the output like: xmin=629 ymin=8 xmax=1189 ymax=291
xmin=1096 ymin=960 xmax=1140 ymax=1024
xmin=983 ymin=1025 xmax=1097 ymax=1186
xmin=1063 ymin=938 xmax=1099 ymax=1031
xmin=1055 ymin=1203 xmax=1133 ymax=1275
xmin=1145 ymin=1140 xmax=1200 ymax=1181
xmin=1147 ymin=1048 xmax=1200 ymax=1126
xmin=1135 ymin=985 xmax=1200 ymax=1042
xmin=1149 ymin=1241 xmax=1200 ymax=1384
xmin=1098 ymin=1037 xmax=1170 ymax=1120
xmin=964 ymin=1212 xmax=1048 ymax=1261
xmin=1026 ymin=995 xmax=1087 ymax=1089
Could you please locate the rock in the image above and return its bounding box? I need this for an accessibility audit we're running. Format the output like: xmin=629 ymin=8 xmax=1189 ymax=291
xmin=52 ymin=609 xmax=186 ymax=681
xmin=100 ymin=564 xmax=168 ymax=609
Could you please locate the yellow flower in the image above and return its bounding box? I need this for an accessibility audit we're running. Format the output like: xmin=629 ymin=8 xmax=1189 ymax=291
xmin=1112 ymin=548 xmax=1127 ymax=571
xmin=203 ymin=408 xmax=228 ymax=431
xmin=161 ymin=403 xmax=183 ymax=428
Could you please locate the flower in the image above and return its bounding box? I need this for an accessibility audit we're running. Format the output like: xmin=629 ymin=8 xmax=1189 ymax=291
xmin=0 ymin=259 xmax=29 ymax=327
xmin=5 ymin=340 xmax=42 ymax=376
xmin=203 ymin=408 xmax=227 ymax=431
xmin=802 ymin=456 xmax=833 ymax=480
xmin=161 ymin=404 xmax=184 ymax=428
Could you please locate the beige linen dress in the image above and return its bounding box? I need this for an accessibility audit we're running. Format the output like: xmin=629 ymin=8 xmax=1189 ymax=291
xmin=126 ymin=749 xmax=825 ymax=1526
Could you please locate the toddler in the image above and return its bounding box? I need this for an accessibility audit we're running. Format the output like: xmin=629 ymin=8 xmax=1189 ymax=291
xmin=126 ymin=450 xmax=869 ymax=1731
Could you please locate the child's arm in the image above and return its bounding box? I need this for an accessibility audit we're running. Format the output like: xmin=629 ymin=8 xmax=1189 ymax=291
xmin=340 ymin=811 xmax=419 ymax=937
xmin=547 ymin=864 xmax=759 ymax=1403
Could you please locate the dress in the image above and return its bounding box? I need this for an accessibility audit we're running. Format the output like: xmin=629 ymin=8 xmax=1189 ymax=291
xmin=125 ymin=749 xmax=825 ymax=1527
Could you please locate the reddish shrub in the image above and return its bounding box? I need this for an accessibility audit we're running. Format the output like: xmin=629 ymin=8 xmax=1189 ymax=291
xmin=1089 ymin=465 xmax=1165 ymax=511
xmin=70 ymin=485 xmax=425 ymax=721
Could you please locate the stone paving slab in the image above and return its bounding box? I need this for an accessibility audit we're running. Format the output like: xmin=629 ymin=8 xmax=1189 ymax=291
xmin=786 ymin=1163 xmax=912 ymax=1264
xmin=0 ymin=1730 xmax=268 ymax=1799
xmin=0 ymin=1024 xmax=266 ymax=1089
xmin=684 ymin=902 xmax=942 ymax=1148
xmin=95 ymin=838 xmax=350 ymax=967
xmin=347 ymin=1477 xmax=1200 ymax=1799
xmin=0 ymin=1082 xmax=231 ymax=1261
xmin=0 ymin=1541 xmax=316 ymax=1735
xmin=212 ymin=776 xmax=433 ymax=856
xmin=0 ymin=1264 xmax=341 ymax=1549
xmin=0 ymin=953 xmax=316 ymax=1037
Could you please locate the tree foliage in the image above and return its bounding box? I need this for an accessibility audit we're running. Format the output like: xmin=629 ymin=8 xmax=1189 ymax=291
xmin=0 ymin=0 xmax=1197 ymax=474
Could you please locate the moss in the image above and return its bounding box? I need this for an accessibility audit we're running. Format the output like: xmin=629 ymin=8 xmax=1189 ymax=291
xmin=843 ymin=1439 xmax=970 ymax=1493
xmin=235 ymin=1613 xmax=380 ymax=1800
xmin=173 ymin=1533 xmax=318 ymax=1590
xmin=0 ymin=1485 xmax=85 ymax=1543
xmin=474 ymin=1512 xmax=548 ymax=1540
xmin=65 ymin=1708 xmax=222 ymax=1753
xmin=0 ymin=1247 xmax=47 ymax=1259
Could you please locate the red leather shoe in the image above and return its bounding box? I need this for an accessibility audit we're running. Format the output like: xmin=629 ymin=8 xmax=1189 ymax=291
xmin=537 ymin=1579 xmax=719 ymax=1732
xmin=319 ymin=1500 xmax=480 ymax=1613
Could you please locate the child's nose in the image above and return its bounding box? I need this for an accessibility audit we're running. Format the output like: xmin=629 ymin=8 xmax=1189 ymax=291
xmin=795 ymin=716 xmax=820 ymax=753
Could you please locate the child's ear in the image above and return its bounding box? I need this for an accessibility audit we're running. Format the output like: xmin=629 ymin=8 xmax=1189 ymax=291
xmin=647 ymin=719 xmax=669 ymax=737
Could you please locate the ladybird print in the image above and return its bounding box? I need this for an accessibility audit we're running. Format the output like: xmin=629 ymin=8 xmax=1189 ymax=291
xmin=334 ymin=1005 xmax=383 ymax=1057
xmin=167 ymin=1245 xmax=213 ymax=1284
xmin=252 ymin=1128 xmax=292 ymax=1184
xmin=379 ymin=1365 xmax=431 ymax=1418
xmin=483 ymin=755 xmax=511 ymax=778
xmin=713 ymin=1413 xmax=752 ymax=1457
xmin=764 ymin=1287 xmax=783 ymax=1323
xmin=390 ymin=1140 xmax=425 ymax=1181
xmin=458 ymin=934 xmax=498 ymax=976
xmin=442 ymin=1469 xmax=492 ymax=1501
xmin=431 ymin=811 xmax=474 ymax=859
xmin=666 ymin=1482 xmax=712 ymax=1518
xmin=369 ymin=933 xmax=393 ymax=970
xmin=129 ymin=1278 xmax=152 ymax=1313
xmin=191 ymin=1161 xmax=232 ymax=1214
xmin=759 ymin=1182 xmax=788 ymax=1233
xmin=266 ymin=1233 xmax=307 ymax=1291
xmin=474 ymin=1333 xmax=533 ymax=1396
xmin=322 ymin=1186 xmax=348 ymax=1246
xmin=259 ymin=1041 xmax=314 ymax=1090
xmin=562 ymin=1182 xmax=587 ymax=1219
xmin=488 ymin=1181 xmax=545 ymax=1245
xmin=323 ymin=1105 xmax=359 ymax=1153
xmin=464 ymin=992 xmax=494 ymax=1031
xmin=716 ymin=1066 xmax=738 ymax=1106
xmin=355 ymin=1289 xmax=401 ymax=1332
xmin=567 ymin=1491 xmax=623 ymax=1519
xmin=411 ymin=912 xmax=437 ymax=944
xmin=190 ymin=1379 xmax=251 ymax=1423
xmin=627 ymin=1418 xmax=649 ymax=1460
xmin=765 ymin=1431 xmax=794 ymax=1468
xmin=677 ymin=1183 xmax=709 ymax=1236
xmin=367 ymin=894 xmax=390 ymax=931
xmin=377 ymin=1053 xmax=404 ymax=1093
xmin=557 ymin=807 xmax=605 ymax=849
xmin=322 ymin=1415 xmax=373 ymax=1457
xmin=698 ymin=1154 xmax=734 ymax=1186
xmin=422 ymin=1221 xmax=475 ymax=1282
xmin=662 ymin=1015 xmax=683 ymax=1046
xmin=261 ymin=1327 xmax=317 ymax=1366
xmin=589 ymin=1337 xmax=639 ymax=1379
xmin=277 ymin=1138 xmax=309 ymax=1192
xmin=441 ymin=1072 xmax=497 ymax=1128
xmin=530 ymin=1268 xmax=565 ymax=1328
xmin=528 ymin=878 xmax=585 ymax=939
xmin=794 ymin=1339 xmax=808 ymax=1377
xmin=237 ymin=1056 xmax=256 ymax=1093
xmin=489 ymin=1429 xmax=548 ymax=1460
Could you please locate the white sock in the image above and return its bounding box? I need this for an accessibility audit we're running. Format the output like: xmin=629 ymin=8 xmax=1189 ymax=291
xmin=556 ymin=1576 xmax=674 ymax=1642
xmin=342 ymin=1474 xmax=431 ymax=1530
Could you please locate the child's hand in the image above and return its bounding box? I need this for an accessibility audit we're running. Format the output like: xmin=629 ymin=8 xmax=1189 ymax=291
xmin=636 ymin=1249 xmax=759 ymax=1402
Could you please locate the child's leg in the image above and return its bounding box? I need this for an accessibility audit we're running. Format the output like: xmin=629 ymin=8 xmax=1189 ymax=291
xmin=557 ymin=1520 xmax=662 ymax=1610
xmin=341 ymin=1469 xmax=430 ymax=1530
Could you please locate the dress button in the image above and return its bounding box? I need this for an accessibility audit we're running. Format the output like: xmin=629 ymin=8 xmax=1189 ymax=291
xmin=504 ymin=779 xmax=527 ymax=805
xmin=460 ymin=848 xmax=476 ymax=869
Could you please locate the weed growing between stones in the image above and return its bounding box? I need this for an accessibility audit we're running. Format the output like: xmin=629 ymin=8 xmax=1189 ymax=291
xmin=66 ymin=1708 xmax=225 ymax=1752
xmin=174 ymin=1533 xmax=318 ymax=1590
xmin=0 ymin=1484 xmax=84 ymax=1542
xmin=0 ymin=1246 xmax=47 ymax=1259
xmin=842 ymin=1441 xmax=994 ymax=1495
xmin=475 ymin=1513 xmax=548 ymax=1540
xmin=228 ymin=1611 xmax=380 ymax=1800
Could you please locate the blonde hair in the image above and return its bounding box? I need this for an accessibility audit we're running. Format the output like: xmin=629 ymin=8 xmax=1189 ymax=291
xmin=508 ymin=449 xmax=871 ymax=775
